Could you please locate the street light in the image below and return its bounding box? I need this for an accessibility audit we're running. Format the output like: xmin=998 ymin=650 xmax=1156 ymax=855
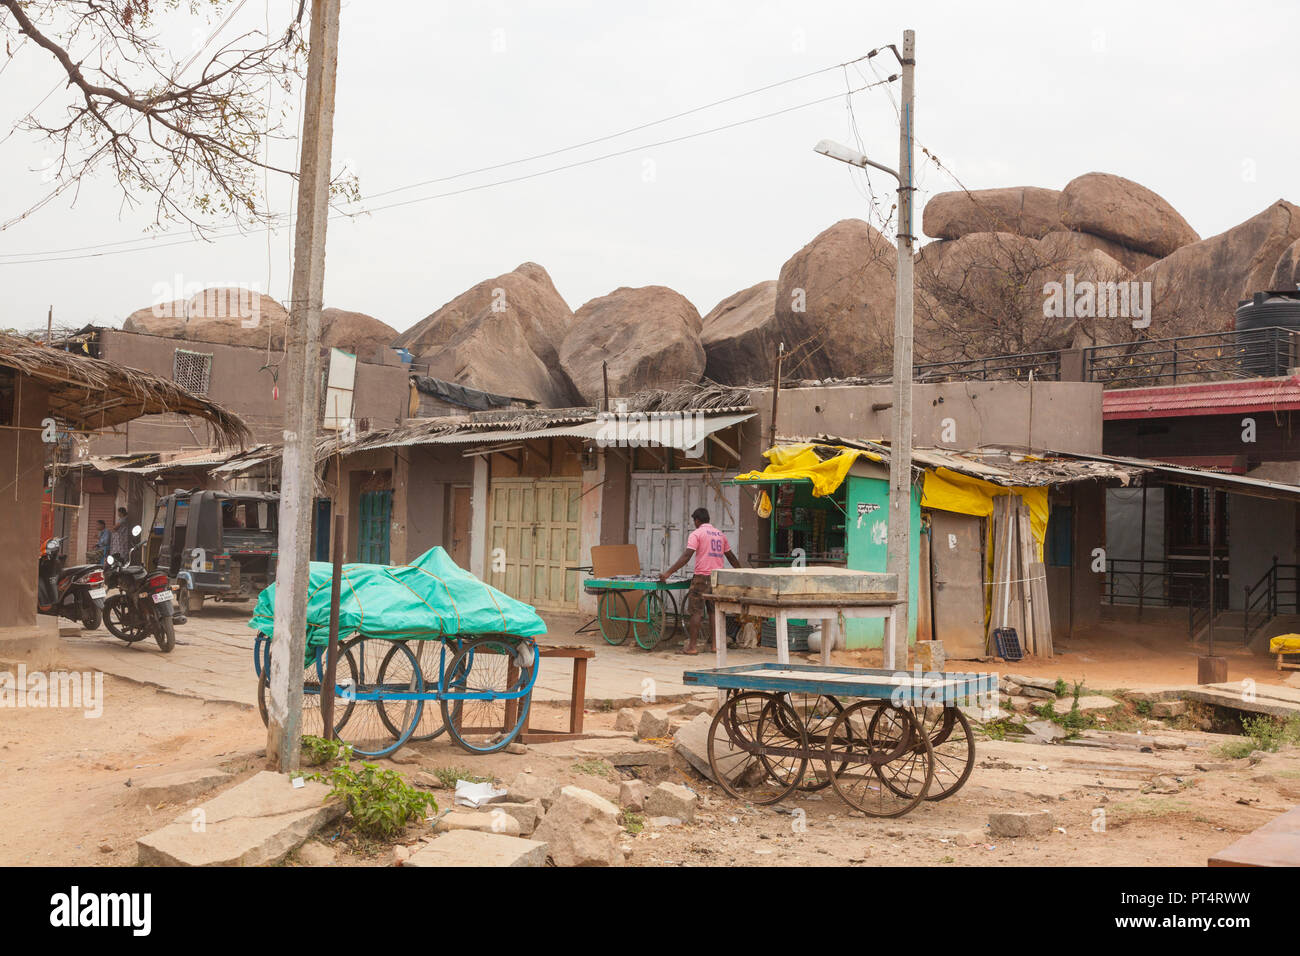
xmin=813 ymin=30 xmax=915 ymax=670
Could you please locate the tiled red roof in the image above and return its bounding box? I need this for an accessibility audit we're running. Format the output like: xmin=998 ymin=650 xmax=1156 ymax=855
xmin=1102 ymin=376 xmax=1300 ymax=420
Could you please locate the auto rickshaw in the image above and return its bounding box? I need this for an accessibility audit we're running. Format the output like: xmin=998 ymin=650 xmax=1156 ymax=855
xmin=149 ymin=490 xmax=279 ymax=615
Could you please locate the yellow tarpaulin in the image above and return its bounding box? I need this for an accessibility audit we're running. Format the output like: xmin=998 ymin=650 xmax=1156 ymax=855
xmin=1270 ymin=634 xmax=1300 ymax=654
xmin=921 ymin=467 xmax=1049 ymax=558
xmin=733 ymin=443 xmax=881 ymax=498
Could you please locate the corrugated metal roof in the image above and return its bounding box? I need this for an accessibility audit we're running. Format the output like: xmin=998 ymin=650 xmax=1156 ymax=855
xmin=1102 ymin=376 xmax=1300 ymax=420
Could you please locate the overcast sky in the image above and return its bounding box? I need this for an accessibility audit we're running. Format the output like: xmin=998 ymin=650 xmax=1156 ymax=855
xmin=1 ymin=0 xmax=1296 ymax=335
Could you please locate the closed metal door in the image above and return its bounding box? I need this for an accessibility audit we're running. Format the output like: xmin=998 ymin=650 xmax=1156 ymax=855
xmin=929 ymin=510 xmax=987 ymax=658
xmin=629 ymin=473 xmax=740 ymax=573
xmin=358 ymin=490 xmax=392 ymax=565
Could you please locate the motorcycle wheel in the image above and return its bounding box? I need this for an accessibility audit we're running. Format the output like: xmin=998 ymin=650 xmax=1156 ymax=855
xmin=80 ymin=599 xmax=101 ymax=631
xmin=103 ymin=595 xmax=147 ymax=643
xmin=154 ymin=616 xmax=176 ymax=653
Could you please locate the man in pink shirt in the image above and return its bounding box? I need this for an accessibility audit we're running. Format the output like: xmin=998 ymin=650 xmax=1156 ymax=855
xmin=659 ymin=508 xmax=741 ymax=655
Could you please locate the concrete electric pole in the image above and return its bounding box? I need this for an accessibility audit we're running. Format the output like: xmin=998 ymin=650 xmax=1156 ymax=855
xmin=813 ymin=30 xmax=916 ymax=670
xmin=267 ymin=0 xmax=342 ymax=771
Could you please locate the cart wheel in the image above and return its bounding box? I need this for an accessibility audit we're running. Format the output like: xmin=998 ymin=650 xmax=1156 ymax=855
xmin=662 ymin=588 xmax=682 ymax=640
xmin=632 ymin=591 xmax=667 ymax=650
xmin=826 ymin=702 xmax=934 ymax=817
xmin=597 ymin=591 xmax=632 ymax=646
xmin=905 ymin=705 xmax=975 ymax=801
xmin=706 ymin=691 xmax=807 ymax=805
xmin=256 ymin=645 xmax=355 ymax=741
xmin=334 ymin=636 xmax=423 ymax=758
xmin=440 ymin=636 xmax=535 ymax=754
xmin=768 ymin=694 xmax=845 ymax=791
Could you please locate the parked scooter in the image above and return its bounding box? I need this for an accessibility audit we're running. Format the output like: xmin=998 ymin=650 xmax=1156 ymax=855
xmin=37 ymin=536 xmax=106 ymax=630
xmin=102 ymin=525 xmax=183 ymax=653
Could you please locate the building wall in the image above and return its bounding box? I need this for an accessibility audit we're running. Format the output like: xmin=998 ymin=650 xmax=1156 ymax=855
xmin=92 ymin=329 xmax=409 ymax=454
xmin=0 ymin=377 xmax=49 ymax=627
xmin=754 ymin=381 xmax=1104 ymax=454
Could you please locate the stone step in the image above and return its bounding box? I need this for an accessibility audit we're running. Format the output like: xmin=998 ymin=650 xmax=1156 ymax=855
xmin=406 ymin=830 xmax=548 ymax=867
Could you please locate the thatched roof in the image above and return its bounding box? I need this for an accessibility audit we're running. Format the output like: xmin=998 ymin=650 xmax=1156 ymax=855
xmin=0 ymin=333 xmax=250 ymax=447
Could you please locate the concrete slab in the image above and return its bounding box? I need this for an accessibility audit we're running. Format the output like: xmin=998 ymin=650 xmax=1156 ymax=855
xmin=712 ymin=566 xmax=896 ymax=600
xmin=406 ymin=830 xmax=548 ymax=867
xmin=128 ymin=768 xmax=232 ymax=806
xmin=433 ymin=810 xmax=522 ymax=837
xmin=1052 ymin=695 xmax=1121 ymax=714
xmin=136 ymin=771 xmax=344 ymax=866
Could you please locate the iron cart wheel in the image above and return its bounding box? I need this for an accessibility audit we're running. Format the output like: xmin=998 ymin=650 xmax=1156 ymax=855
xmin=439 ymin=636 xmax=535 ymax=754
xmin=257 ymin=645 xmax=356 ymax=740
xmin=335 ymin=636 xmax=423 ymax=758
xmin=891 ymin=705 xmax=975 ymax=801
xmin=706 ymin=690 xmax=808 ymax=805
xmin=766 ymin=694 xmax=846 ymax=791
xmin=824 ymin=701 xmax=934 ymax=818
xmin=597 ymin=590 xmax=632 ymax=646
xmin=632 ymin=591 xmax=667 ymax=650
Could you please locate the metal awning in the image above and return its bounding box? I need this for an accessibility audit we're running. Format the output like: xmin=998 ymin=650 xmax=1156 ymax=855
xmin=1051 ymin=450 xmax=1300 ymax=502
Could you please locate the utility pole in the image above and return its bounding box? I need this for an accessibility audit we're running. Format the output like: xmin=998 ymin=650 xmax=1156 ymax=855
xmin=267 ymin=0 xmax=342 ymax=771
xmin=885 ymin=29 xmax=916 ymax=671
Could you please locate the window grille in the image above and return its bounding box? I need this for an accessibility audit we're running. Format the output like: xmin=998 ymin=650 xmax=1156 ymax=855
xmin=173 ymin=349 xmax=213 ymax=394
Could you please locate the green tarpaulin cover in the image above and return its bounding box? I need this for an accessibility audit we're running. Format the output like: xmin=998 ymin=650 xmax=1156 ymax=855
xmin=248 ymin=547 xmax=547 ymax=650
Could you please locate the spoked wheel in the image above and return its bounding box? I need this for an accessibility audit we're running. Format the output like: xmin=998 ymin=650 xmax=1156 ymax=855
xmin=632 ymin=591 xmax=667 ymax=650
xmin=597 ymin=591 xmax=632 ymax=646
xmin=103 ymin=595 xmax=148 ymax=643
xmin=662 ymin=589 xmax=682 ymax=640
xmin=706 ymin=691 xmax=808 ymax=805
xmin=440 ymin=636 xmax=535 ymax=754
xmin=767 ymin=694 xmax=846 ymax=792
xmin=335 ymin=636 xmax=423 ymax=758
xmin=903 ymin=705 xmax=975 ymax=801
xmin=256 ymin=646 xmax=356 ymax=740
xmin=826 ymin=702 xmax=934 ymax=818
xmin=379 ymin=639 xmax=454 ymax=742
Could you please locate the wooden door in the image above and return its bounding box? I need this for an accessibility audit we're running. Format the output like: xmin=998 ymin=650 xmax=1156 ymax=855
xmin=358 ymin=490 xmax=392 ymax=565
xmin=488 ymin=478 xmax=580 ymax=609
xmin=449 ymin=485 xmax=471 ymax=569
xmin=929 ymin=510 xmax=987 ymax=659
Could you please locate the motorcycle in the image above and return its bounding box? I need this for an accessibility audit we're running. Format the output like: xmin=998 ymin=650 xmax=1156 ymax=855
xmin=37 ymin=536 xmax=106 ymax=630
xmin=102 ymin=525 xmax=183 ymax=653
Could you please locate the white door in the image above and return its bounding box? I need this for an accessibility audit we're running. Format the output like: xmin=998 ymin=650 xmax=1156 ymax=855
xmin=629 ymin=473 xmax=740 ymax=574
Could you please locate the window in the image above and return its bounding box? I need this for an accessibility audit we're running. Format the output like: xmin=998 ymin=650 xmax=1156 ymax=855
xmin=173 ymin=349 xmax=213 ymax=394
xmin=1046 ymin=504 xmax=1073 ymax=567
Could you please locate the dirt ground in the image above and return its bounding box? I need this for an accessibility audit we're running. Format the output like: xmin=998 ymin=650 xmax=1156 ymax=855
xmin=4 ymin=671 xmax=1297 ymax=868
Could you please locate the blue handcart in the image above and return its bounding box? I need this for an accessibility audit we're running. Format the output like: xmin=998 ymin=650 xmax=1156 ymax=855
xmin=251 ymin=547 xmax=546 ymax=757
xmin=683 ymin=663 xmax=997 ymax=817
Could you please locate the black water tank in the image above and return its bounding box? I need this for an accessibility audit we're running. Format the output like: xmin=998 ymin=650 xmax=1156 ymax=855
xmin=1235 ymin=290 xmax=1300 ymax=331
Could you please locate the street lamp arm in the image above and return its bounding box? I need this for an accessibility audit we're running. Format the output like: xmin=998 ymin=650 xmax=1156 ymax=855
xmin=812 ymin=139 xmax=900 ymax=182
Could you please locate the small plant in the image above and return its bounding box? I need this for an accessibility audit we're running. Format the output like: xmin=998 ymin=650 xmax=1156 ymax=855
xmin=573 ymin=759 xmax=614 ymax=778
xmin=313 ymin=759 xmax=437 ymax=839
xmin=620 ymin=809 xmax=644 ymax=835
xmin=939 ymin=855 xmax=955 ymax=864
xmin=1054 ymin=678 xmax=1069 ymax=698
xmin=1214 ymin=739 xmax=1256 ymax=760
xmin=424 ymin=766 xmax=492 ymax=788
xmin=981 ymin=717 xmax=1020 ymax=741
xmin=1133 ymin=699 xmax=1152 ymax=717
xmin=1283 ymin=714 xmax=1300 ymax=745
xmin=301 ymin=734 xmax=348 ymax=768
xmin=1242 ymin=715 xmax=1285 ymax=753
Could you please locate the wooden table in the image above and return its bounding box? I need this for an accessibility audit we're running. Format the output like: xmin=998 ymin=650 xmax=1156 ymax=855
xmin=504 ymin=644 xmax=596 ymax=744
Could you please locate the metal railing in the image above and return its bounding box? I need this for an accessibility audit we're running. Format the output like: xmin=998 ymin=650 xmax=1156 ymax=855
xmin=1082 ymin=326 xmax=1300 ymax=388
xmin=1242 ymin=557 xmax=1300 ymax=643
xmin=912 ymin=350 xmax=1061 ymax=383
xmin=1103 ymin=558 xmax=1216 ymax=608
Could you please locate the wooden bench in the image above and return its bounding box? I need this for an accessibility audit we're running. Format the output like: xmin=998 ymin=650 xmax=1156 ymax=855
xmin=504 ymin=644 xmax=596 ymax=744
xmin=1209 ymin=805 xmax=1300 ymax=866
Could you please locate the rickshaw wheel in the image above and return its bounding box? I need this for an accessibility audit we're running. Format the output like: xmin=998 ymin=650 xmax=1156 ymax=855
xmin=597 ymin=591 xmax=632 ymax=646
xmin=334 ymin=636 xmax=423 ymax=758
xmin=632 ymin=591 xmax=666 ymax=650
xmin=256 ymin=646 xmax=356 ymax=741
xmin=826 ymin=702 xmax=934 ymax=818
xmin=440 ymin=636 xmax=535 ymax=754
xmin=899 ymin=705 xmax=975 ymax=801
xmin=767 ymin=694 xmax=845 ymax=791
xmin=706 ymin=691 xmax=806 ymax=805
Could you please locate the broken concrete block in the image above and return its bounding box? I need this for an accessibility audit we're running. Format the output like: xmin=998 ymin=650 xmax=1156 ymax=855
xmin=1053 ymin=695 xmax=1119 ymax=714
xmin=645 ymin=782 xmax=698 ymax=823
xmin=136 ymin=771 xmax=344 ymax=867
xmin=505 ymin=742 xmax=528 ymax=755
xmin=295 ymin=841 xmax=336 ymax=867
xmin=435 ymin=810 xmax=523 ymax=837
xmin=1004 ymin=674 xmax=1059 ymax=692
xmin=1024 ymin=720 xmax=1065 ymax=743
xmin=508 ymin=772 xmax=561 ymax=809
xmin=128 ymin=768 xmax=232 ymax=806
xmin=1001 ymin=680 xmax=1023 ymax=697
xmin=637 ymin=708 xmax=671 ymax=739
xmin=914 ymin=640 xmax=945 ymax=672
xmin=619 ymin=780 xmax=648 ymax=811
xmin=532 ymin=786 xmax=624 ymax=867
xmin=479 ymin=801 xmax=540 ymax=836
xmin=671 ymin=701 xmax=709 ymax=717
xmin=1151 ymin=700 xmax=1187 ymax=718
xmin=1018 ymin=685 xmax=1056 ymax=700
xmin=988 ymin=811 xmax=1055 ymax=838
xmin=413 ymin=772 xmax=446 ymax=789
xmin=673 ymin=712 xmax=718 ymax=781
xmin=647 ymin=816 xmax=683 ymax=828
xmin=614 ymin=708 xmax=639 ymax=732
xmin=405 ymin=830 xmax=548 ymax=867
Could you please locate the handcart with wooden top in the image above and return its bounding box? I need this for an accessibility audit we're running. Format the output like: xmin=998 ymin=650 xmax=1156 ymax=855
xmin=684 ymin=663 xmax=995 ymax=817
xmin=249 ymin=546 xmax=547 ymax=759
xmin=588 ymin=574 xmax=690 ymax=650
